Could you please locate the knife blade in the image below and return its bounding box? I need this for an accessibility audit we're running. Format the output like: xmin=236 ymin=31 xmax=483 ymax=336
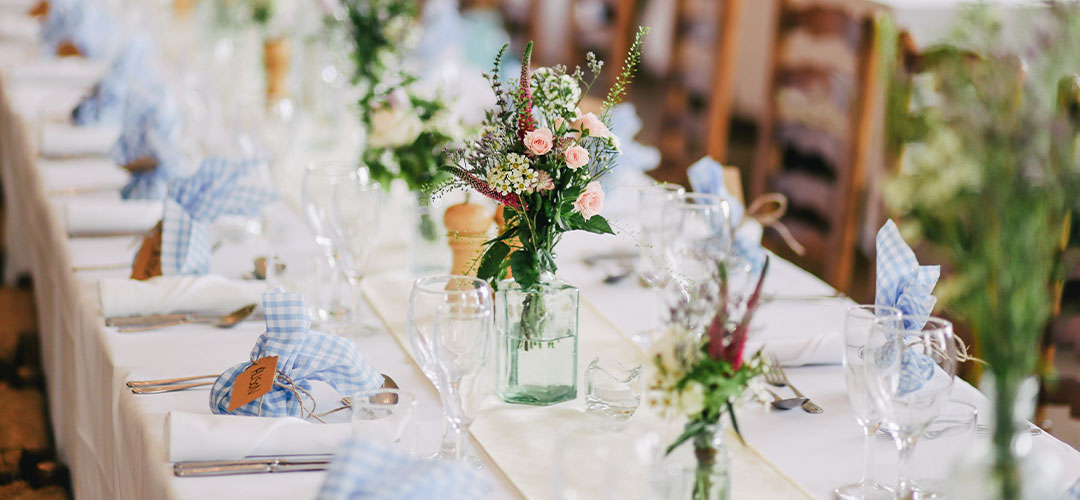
xmin=173 ymin=455 xmax=333 ymax=477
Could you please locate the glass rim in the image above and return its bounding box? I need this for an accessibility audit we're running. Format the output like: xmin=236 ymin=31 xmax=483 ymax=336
xmin=305 ymin=161 xmax=357 ymax=175
xmin=872 ymin=314 xmax=953 ymax=332
xmin=847 ymin=304 xmax=902 ymax=317
xmin=640 ymin=182 xmax=686 ymax=194
xmin=412 ymin=274 xmax=491 ymax=295
xmin=670 ymin=192 xmax=727 ymax=205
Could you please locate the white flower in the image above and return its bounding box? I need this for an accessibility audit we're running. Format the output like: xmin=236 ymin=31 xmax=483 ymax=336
xmin=678 ymin=382 xmax=706 ymax=415
xmin=368 ymin=105 xmax=423 ymax=148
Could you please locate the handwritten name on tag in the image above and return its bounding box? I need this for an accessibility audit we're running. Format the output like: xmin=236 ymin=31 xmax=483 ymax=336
xmin=227 ymin=356 xmax=278 ymax=412
xmin=131 ymin=222 xmax=163 ymax=280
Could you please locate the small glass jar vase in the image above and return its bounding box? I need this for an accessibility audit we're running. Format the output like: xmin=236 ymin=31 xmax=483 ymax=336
xmin=654 ymin=424 xmax=731 ymax=500
xmin=494 ymin=274 xmax=579 ymax=405
xmin=411 ymin=193 xmax=450 ymax=274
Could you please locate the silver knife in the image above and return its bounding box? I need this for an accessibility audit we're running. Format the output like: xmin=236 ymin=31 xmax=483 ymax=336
xmin=173 ymin=455 xmax=332 ymax=477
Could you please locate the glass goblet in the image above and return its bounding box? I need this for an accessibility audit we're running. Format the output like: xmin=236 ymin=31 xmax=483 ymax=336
xmin=865 ymin=315 xmax=958 ymax=500
xmin=834 ymin=305 xmax=902 ymax=500
xmin=330 ymin=167 xmax=382 ymax=335
xmin=431 ymin=303 xmax=493 ymax=468
xmin=301 ymin=162 xmax=355 ymax=326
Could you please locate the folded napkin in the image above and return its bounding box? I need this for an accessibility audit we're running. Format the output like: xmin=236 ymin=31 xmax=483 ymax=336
xmin=317 ymin=438 xmax=487 ymax=500
xmin=39 ymin=157 xmax=129 ymax=193
xmin=72 ymin=38 xmax=155 ymax=126
xmin=687 ymin=156 xmax=766 ymax=271
xmin=210 ymin=290 xmax=384 ymax=418
xmin=162 ymin=157 xmax=277 ymax=275
xmin=748 ymin=331 xmax=842 ymax=367
xmin=63 ymin=198 xmax=162 ymax=235
xmin=111 ymin=80 xmax=184 ymax=199
xmin=40 ymin=0 xmax=116 ymax=59
xmin=99 ymin=275 xmax=267 ymax=317
xmin=39 ymin=123 xmax=119 ymax=158
xmin=876 ymin=219 xmax=940 ymax=394
xmin=165 ymin=411 xmax=351 ymax=462
xmin=0 ymin=15 xmax=39 ymax=41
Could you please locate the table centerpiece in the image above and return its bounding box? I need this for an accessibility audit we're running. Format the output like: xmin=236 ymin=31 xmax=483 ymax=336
xmin=437 ymin=27 xmax=649 ymax=405
xmin=647 ymin=257 xmax=769 ymax=500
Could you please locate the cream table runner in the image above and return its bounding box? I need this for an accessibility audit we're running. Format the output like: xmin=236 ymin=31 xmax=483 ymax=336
xmin=362 ymin=270 xmax=816 ymax=499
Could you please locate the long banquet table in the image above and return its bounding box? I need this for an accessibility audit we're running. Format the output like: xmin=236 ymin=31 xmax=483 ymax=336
xmin=1 ymin=9 xmax=1080 ymax=500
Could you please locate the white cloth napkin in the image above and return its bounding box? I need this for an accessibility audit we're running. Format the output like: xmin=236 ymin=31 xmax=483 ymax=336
xmin=748 ymin=331 xmax=843 ymax=367
xmin=10 ymin=58 xmax=106 ymax=86
xmin=63 ymin=198 xmax=161 ymax=235
xmin=165 ymin=412 xmax=351 ymax=462
xmin=39 ymin=123 xmax=119 ymax=158
xmin=99 ymin=275 xmax=267 ymax=317
xmin=40 ymin=158 xmax=129 ymax=193
xmin=0 ymin=15 xmax=38 ymax=41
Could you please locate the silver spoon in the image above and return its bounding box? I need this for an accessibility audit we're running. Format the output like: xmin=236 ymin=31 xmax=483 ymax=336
xmin=767 ymin=388 xmax=807 ymax=410
xmin=317 ymin=375 xmax=400 ymax=418
xmin=117 ymin=304 xmax=257 ymax=333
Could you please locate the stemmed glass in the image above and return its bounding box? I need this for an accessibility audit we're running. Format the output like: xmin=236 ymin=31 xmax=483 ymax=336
xmin=659 ymin=192 xmax=734 ymax=332
xmin=864 ymin=315 xmax=958 ymax=500
xmin=301 ymin=162 xmax=354 ymax=326
xmin=835 ymin=305 xmax=902 ymax=500
xmin=408 ymin=276 xmax=493 ymax=460
xmin=431 ymin=295 xmax=493 ymax=467
xmin=631 ymin=183 xmax=684 ymax=346
xmin=330 ymin=167 xmax=382 ymax=334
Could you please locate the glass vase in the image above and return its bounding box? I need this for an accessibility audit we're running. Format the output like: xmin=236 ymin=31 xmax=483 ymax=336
xmin=494 ymin=274 xmax=579 ymax=405
xmin=948 ymin=375 xmax=1062 ymax=500
xmin=654 ymin=424 xmax=731 ymax=500
xmin=411 ymin=193 xmax=450 ymax=274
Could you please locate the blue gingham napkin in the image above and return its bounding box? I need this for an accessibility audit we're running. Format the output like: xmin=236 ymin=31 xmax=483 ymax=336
xmin=161 ymin=157 xmax=277 ymax=275
xmin=40 ymin=0 xmax=115 ymax=59
xmin=317 ymin=438 xmax=488 ymax=500
xmin=687 ymin=156 xmax=765 ymax=270
xmin=875 ymin=219 xmax=940 ymax=394
xmin=603 ymin=103 xmax=660 ymax=188
xmin=210 ymin=290 xmax=385 ymax=417
xmin=112 ymin=80 xmax=185 ymax=199
xmin=72 ymin=38 xmax=154 ymax=126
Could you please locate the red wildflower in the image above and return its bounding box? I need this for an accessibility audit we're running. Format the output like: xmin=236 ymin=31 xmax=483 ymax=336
xmin=517 ymin=41 xmax=535 ymax=141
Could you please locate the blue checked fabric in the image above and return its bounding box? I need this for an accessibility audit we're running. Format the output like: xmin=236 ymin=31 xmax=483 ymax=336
xmin=687 ymin=156 xmax=765 ymax=271
xmin=317 ymin=438 xmax=488 ymax=500
xmin=875 ymin=219 xmax=941 ymax=394
xmin=112 ymin=80 xmax=184 ymax=199
xmin=40 ymin=0 xmax=115 ymax=60
xmin=72 ymin=39 xmax=154 ymax=126
xmin=161 ymin=157 xmax=277 ymax=275
xmin=1063 ymin=478 xmax=1080 ymax=500
xmin=210 ymin=290 xmax=384 ymax=417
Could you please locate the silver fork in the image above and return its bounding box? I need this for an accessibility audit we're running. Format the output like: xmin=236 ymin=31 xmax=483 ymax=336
xmin=126 ymin=374 xmax=218 ymax=394
xmin=765 ymin=355 xmax=823 ymax=414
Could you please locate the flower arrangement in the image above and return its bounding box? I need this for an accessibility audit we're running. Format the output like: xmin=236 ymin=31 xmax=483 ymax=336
xmin=438 ymin=27 xmax=649 ymax=290
xmin=339 ymin=0 xmax=417 ymax=100
xmin=648 ymin=257 xmax=770 ymax=500
xmin=881 ymin=5 xmax=1080 ymax=499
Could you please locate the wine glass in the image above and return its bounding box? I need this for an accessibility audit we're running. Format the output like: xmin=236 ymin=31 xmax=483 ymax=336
xmin=408 ymin=275 xmax=492 ymax=459
xmin=330 ymin=167 xmax=382 ymax=334
xmin=864 ymin=315 xmax=957 ymax=500
xmin=350 ymin=388 xmax=418 ymax=454
xmin=301 ymin=162 xmax=354 ymax=326
xmin=659 ymin=192 xmax=733 ymax=332
xmin=631 ymin=183 xmax=684 ymax=346
xmin=431 ymin=298 xmax=493 ymax=467
xmin=834 ymin=305 xmax=902 ymax=500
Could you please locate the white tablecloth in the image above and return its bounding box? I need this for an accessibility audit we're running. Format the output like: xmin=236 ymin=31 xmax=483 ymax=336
xmin=1 ymin=12 xmax=1078 ymax=500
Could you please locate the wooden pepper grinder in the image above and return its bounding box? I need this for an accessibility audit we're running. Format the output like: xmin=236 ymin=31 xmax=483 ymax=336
xmin=263 ymin=37 xmax=291 ymax=102
xmin=444 ymin=202 xmax=493 ymax=276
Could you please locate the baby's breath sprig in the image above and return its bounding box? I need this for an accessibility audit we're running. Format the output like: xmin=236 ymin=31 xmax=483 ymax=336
xmin=603 ymin=26 xmax=650 ymax=112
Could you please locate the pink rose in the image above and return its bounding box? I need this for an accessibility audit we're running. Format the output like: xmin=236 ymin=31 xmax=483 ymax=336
xmin=524 ymin=128 xmax=554 ymax=156
xmin=564 ymin=144 xmax=589 ymax=170
xmin=574 ymin=112 xmax=611 ymax=139
xmin=572 ymin=181 xmax=605 ymax=220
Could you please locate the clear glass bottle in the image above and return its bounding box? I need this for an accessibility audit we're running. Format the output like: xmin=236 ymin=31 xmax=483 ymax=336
xmin=494 ymin=274 xmax=579 ymax=405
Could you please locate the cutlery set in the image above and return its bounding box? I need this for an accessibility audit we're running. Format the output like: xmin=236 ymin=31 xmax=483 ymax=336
xmin=105 ymin=304 xmax=258 ymax=333
xmin=764 ymin=354 xmax=824 ymax=414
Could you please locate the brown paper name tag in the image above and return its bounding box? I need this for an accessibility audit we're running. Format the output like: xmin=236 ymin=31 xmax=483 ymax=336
xmin=28 ymin=0 xmax=49 ymax=17
xmin=123 ymin=156 xmax=159 ymax=174
xmin=131 ymin=222 xmax=163 ymax=280
xmin=56 ymin=41 xmax=83 ymax=58
xmin=228 ymin=356 xmax=278 ymax=412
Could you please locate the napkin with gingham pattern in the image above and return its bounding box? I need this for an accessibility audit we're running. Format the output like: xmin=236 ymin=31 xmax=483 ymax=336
xmin=317 ymin=438 xmax=488 ymax=500
xmin=876 ymin=219 xmax=940 ymax=394
xmin=112 ymin=80 xmax=184 ymax=199
xmin=40 ymin=0 xmax=115 ymax=60
xmin=209 ymin=290 xmax=384 ymax=417
xmin=161 ymin=157 xmax=276 ymax=275
xmin=72 ymin=38 xmax=154 ymax=126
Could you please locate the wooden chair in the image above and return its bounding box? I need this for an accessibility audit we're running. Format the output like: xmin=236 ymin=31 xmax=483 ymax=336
xmin=751 ymin=1 xmax=881 ymax=292
xmin=656 ymin=0 xmax=744 ymax=183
